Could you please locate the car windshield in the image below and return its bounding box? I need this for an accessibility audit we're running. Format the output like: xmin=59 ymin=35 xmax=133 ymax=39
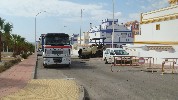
xmin=114 ymin=50 xmax=128 ymax=55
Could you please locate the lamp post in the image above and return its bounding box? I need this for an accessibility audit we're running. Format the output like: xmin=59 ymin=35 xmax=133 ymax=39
xmin=35 ymin=11 xmax=46 ymax=56
xmin=112 ymin=0 xmax=115 ymax=48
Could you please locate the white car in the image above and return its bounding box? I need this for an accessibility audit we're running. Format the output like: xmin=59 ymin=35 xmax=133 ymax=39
xmin=103 ymin=48 xmax=129 ymax=64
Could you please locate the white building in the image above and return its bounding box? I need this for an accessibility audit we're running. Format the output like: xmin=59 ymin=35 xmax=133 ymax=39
xmin=88 ymin=19 xmax=134 ymax=48
xmin=70 ymin=34 xmax=79 ymax=44
xmin=131 ymin=0 xmax=178 ymax=64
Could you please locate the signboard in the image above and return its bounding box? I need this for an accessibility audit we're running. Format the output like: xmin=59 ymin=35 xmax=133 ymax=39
xmin=138 ymin=57 xmax=145 ymax=64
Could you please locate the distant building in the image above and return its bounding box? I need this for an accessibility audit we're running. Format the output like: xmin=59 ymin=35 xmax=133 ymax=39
xmin=125 ymin=20 xmax=140 ymax=39
xmin=70 ymin=34 xmax=79 ymax=45
xmin=88 ymin=19 xmax=134 ymax=48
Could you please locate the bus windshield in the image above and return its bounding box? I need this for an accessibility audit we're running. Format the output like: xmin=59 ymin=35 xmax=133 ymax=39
xmin=45 ymin=34 xmax=70 ymax=45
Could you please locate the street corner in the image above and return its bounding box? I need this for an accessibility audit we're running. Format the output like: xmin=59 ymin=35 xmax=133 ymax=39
xmin=64 ymin=78 xmax=85 ymax=100
xmin=0 ymin=79 xmax=83 ymax=100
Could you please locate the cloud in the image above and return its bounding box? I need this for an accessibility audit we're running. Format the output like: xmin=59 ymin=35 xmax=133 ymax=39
xmin=0 ymin=0 xmax=121 ymax=23
xmin=140 ymin=0 xmax=168 ymax=11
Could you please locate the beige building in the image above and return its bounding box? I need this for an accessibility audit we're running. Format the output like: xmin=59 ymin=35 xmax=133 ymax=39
xmin=128 ymin=0 xmax=178 ymax=64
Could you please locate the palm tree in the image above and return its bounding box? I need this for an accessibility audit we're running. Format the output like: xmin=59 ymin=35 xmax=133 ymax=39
xmin=0 ymin=17 xmax=5 ymax=61
xmin=11 ymin=34 xmax=18 ymax=56
xmin=3 ymin=22 xmax=13 ymax=52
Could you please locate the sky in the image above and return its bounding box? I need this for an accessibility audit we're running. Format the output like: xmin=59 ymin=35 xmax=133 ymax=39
xmin=0 ymin=0 xmax=169 ymax=43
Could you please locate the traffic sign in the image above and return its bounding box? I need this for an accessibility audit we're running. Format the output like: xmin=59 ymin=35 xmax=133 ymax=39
xmin=138 ymin=57 xmax=145 ymax=64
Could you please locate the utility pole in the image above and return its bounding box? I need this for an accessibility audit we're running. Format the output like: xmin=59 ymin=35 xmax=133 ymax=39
xmin=80 ymin=9 xmax=84 ymax=45
xmin=112 ymin=0 xmax=115 ymax=48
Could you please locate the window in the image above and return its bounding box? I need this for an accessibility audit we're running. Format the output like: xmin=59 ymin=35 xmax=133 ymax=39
xmin=128 ymin=33 xmax=131 ymax=37
xmin=106 ymin=33 xmax=111 ymax=38
xmin=121 ymin=33 xmax=127 ymax=38
xmin=105 ymin=49 xmax=110 ymax=54
xmin=156 ymin=24 xmax=160 ymax=30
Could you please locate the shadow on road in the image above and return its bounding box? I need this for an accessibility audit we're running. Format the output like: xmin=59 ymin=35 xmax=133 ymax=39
xmin=42 ymin=59 xmax=97 ymax=70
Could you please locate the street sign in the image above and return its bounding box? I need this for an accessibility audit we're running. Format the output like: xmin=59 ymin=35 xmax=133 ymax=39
xmin=138 ymin=57 xmax=145 ymax=64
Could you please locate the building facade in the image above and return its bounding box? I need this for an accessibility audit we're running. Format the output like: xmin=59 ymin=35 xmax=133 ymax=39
xmin=70 ymin=34 xmax=79 ymax=45
xmin=88 ymin=19 xmax=134 ymax=48
xmin=131 ymin=0 xmax=178 ymax=64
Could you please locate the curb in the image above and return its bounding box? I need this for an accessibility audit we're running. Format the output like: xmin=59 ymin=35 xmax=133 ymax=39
xmin=78 ymin=85 xmax=85 ymax=100
xmin=32 ymin=59 xmax=38 ymax=79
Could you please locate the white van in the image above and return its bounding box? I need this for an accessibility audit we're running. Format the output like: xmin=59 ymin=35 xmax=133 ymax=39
xmin=103 ymin=48 xmax=129 ymax=64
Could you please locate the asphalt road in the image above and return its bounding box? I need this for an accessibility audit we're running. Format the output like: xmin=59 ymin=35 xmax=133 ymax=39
xmin=37 ymin=56 xmax=178 ymax=100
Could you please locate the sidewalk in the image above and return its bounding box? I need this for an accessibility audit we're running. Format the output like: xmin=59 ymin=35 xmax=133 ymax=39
xmin=0 ymin=55 xmax=82 ymax=100
xmin=0 ymin=55 xmax=36 ymax=98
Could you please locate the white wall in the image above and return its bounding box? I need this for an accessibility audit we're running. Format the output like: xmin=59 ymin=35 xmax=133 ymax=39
xmin=136 ymin=19 xmax=178 ymax=41
xmin=130 ymin=44 xmax=178 ymax=64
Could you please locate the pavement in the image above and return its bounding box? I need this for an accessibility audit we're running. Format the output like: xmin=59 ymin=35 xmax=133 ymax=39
xmin=0 ymin=55 xmax=82 ymax=100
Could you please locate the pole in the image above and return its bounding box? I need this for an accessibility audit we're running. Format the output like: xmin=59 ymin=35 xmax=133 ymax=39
xmin=35 ymin=17 xmax=37 ymax=55
xmin=35 ymin=11 xmax=46 ymax=57
xmin=0 ymin=31 xmax=1 ymax=62
xmin=80 ymin=9 xmax=82 ymax=45
xmin=112 ymin=0 xmax=115 ymax=48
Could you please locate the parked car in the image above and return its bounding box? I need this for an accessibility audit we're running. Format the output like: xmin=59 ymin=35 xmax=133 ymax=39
xmin=103 ymin=48 xmax=129 ymax=64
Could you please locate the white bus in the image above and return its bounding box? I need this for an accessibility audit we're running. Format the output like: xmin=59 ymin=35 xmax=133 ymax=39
xmin=43 ymin=33 xmax=71 ymax=67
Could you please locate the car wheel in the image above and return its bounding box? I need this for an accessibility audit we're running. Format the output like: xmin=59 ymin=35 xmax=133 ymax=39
xmin=105 ymin=59 xmax=108 ymax=64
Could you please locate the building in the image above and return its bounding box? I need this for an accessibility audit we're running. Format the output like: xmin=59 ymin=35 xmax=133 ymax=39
xmin=70 ymin=34 xmax=79 ymax=45
xmin=130 ymin=0 xmax=178 ymax=64
xmin=125 ymin=20 xmax=140 ymax=37
xmin=88 ymin=19 xmax=134 ymax=48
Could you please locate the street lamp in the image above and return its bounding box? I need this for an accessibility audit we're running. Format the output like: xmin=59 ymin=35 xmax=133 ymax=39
xmin=35 ymin=11 xmax=46 ymax=56
xmin=112 ymin=0 xmax=115 ymax=48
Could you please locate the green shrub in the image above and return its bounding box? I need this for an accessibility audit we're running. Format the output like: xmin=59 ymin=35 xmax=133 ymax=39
xmin=0 ymin=66 xmax=6 ymax=73
xmin=4 ymin=62 xmax=13 ymax=69
xmin=22 ymin=53 xmax=28 ymax=59
xmin=0 ymin=58 xmax=22 ymax=73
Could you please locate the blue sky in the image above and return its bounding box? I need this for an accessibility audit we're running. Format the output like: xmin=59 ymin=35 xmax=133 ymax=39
xmin=0 ymin=0 xmax=169 ymax=42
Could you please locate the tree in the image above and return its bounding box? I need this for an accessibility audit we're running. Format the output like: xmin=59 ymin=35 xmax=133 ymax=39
xmin=11 ymin=34 xmax=34 ymax=57
xmin=11 ymin=34 xmax=18 ymax=56
xmin=0 ymin=17 xmax=5 ymax=61
xmin=3 ymin=22 xmax=13 ymax=52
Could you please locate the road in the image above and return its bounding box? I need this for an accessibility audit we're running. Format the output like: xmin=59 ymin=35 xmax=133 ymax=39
xmin=37 ymin=56 xmax=178 ymax=100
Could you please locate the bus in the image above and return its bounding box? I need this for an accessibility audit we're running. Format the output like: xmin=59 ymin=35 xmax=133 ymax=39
xmin=43 ymin=33 xmax=71 ymax=67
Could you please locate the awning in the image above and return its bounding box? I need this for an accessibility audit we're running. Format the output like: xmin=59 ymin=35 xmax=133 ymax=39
xmin=142 ymin=45 xmax=175 ymax=52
